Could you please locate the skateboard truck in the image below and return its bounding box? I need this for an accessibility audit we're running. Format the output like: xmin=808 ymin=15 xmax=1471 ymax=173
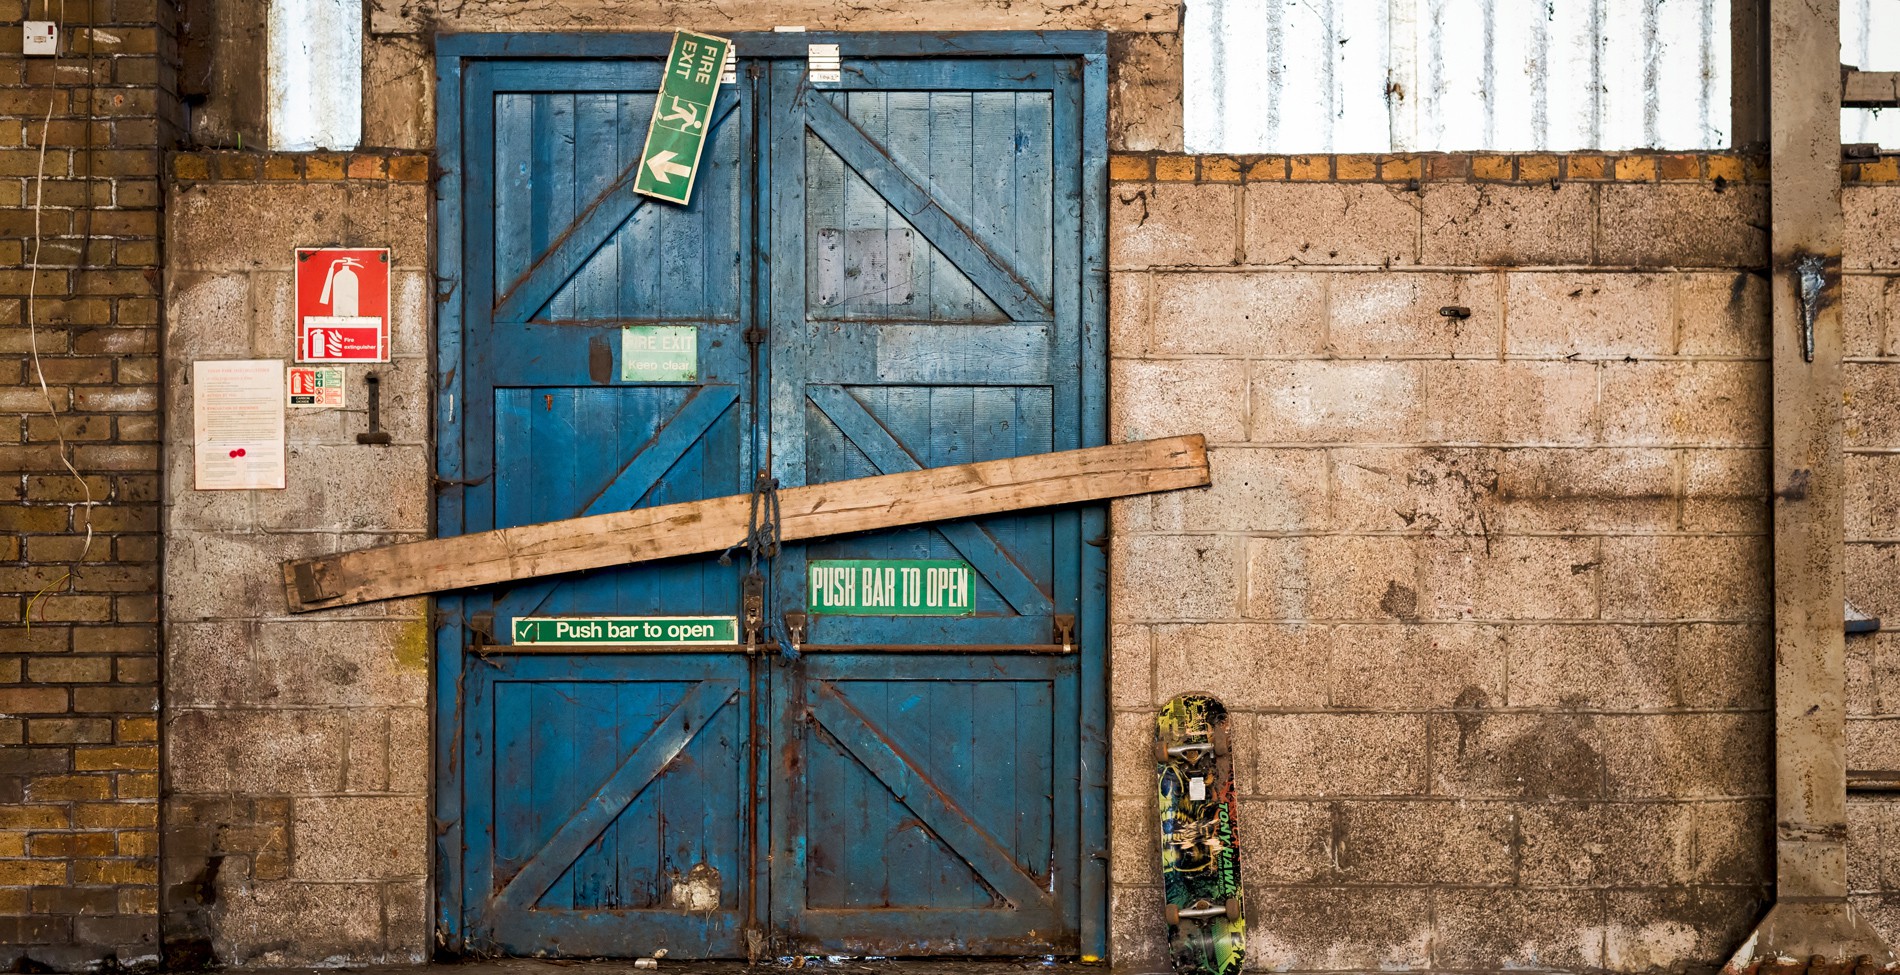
xmin=1165 ymin=899 xmax=1241 ymax=924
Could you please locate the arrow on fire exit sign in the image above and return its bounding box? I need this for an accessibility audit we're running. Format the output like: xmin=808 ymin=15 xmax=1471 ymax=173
xmin=634 ymin=30 xmax=731 ymax=206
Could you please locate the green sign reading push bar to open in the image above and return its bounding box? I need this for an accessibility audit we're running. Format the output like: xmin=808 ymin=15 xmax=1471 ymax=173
xmin=633 ymin=30 xmax=731 ymax=206
xmin=513 ymin=616 xmax=739 ymax=646
xmin=808 ymin=559 xmax=976 ymax=616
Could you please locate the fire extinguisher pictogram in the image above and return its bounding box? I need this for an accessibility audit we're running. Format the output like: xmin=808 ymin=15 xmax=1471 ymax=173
xmin=320 ymin=257 xmax=363 ymax=317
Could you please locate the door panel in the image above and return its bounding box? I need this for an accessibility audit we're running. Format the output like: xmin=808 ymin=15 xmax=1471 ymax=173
xmin=767 ymin=53 xmax=1086 ymax=954
xmin=441 ymin=37 xmax=1104 ymax=959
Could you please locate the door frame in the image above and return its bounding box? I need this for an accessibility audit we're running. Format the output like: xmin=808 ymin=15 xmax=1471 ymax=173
xmin=431 ymin=31 xmax=1110 ymax=958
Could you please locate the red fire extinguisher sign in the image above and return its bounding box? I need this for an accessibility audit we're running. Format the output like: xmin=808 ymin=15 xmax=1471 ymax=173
xmin=294 ymin=247 xmax=391 ymax=363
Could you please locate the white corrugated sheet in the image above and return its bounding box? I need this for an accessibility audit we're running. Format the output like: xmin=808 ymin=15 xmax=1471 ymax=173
xmin=268 ymin=0 xmax=364 ymax=151
xmin=1186 ymin=0 xmax=1897 ymax=152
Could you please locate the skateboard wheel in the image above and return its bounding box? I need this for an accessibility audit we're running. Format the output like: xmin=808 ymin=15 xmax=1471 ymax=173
xmin=1154 ymin=739 xmax=1169 ymax=764
xmin=1224 ymin=898 xmax=1240 ymax=920
xmin=1210 ymin=722 xmax=1230 ymax=757
xmin=1164 ymin=904 xmax=1180 ymax=926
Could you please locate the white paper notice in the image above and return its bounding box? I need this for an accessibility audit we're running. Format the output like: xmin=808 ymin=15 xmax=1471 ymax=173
xmin=193 ymin=360 xmax=286 ymax=490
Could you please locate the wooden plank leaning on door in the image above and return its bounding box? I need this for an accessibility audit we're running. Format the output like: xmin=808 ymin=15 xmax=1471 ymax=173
xmin=283 ymin=433 xmax=1210 ymax=612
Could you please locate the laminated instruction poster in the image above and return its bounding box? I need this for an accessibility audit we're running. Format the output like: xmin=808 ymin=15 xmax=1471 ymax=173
xmin=193 ymin=360 xmax=287 ymax=490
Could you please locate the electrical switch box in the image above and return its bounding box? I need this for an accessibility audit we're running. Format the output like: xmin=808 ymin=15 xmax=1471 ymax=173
xmin=24 ymin=21 xmax=57 ymax=56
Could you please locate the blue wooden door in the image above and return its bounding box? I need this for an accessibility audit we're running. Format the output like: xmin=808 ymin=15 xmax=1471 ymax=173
xmin=765 ymin=57 xmax=1091 ymax=955
xmin=448 ymin=58 xmax=763 ymax=957
xmin=437 ymin=34 xmax=1107 ymax=960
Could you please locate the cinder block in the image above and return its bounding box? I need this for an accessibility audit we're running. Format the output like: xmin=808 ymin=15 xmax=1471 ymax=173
xmin=1252 ymin=713 xmax=1427 ymax=797
xmin=291 ymin=796 xmax=427 ymax=881
xmin=1251 ymin=360 xmax=1424 ymax=444
xmin=1504 ymin=272 xmax=1674 ymax=358
xmin=1681 ymin=448 xmax=1770 ymax=533
xmin=1598 ymin=183 xmax=1768 ymax=267
xmin=389 ymin=270 xmax=432 ymax=358
xmin=1328 ymin=447 xmax=1497 ymax=535
xmin=1505 ymin=624 xmax=1677 ymax=710
xmin=1846 ymin=186 xmax=1900 ymax=270
xmin=1601 ymin=888 xmax=1760 ymax=973
xmin=164 ymin=620 xmax=256 ymax=708
xmin=1597 ymin=713 xmax=1770 ymax=800
xmin=364 ymin=38 xmax=433 ymax=152
xmin=344 ymin=709 xmax=390 ymax=793
xmin=1245 ymin=886 xmax=1432 ymax=972
xmin=253 ymin=445 xmax=432 ymax=533
xmin=388 ymin=707 xmax=430 ymax=796
xmin=1234 ymin=799 xmax=1334 ymax=885
xmin=1422 ymin=535 xmax=1599 ymax=621
xmin=1428 ymin=710 xmax=1605 ymax=800
xmin=1327 ymin=623 xmax=1507 ymax=710
xmin=165 ymin=708 xmax=346 ymax=795
xmin=1848 ymin=452 xmax=1900 ymax=540
xmin=1108 ymin=796 xmax=1154 ymax=888
xmin=1601 ymin=535 xmax=1769 ymax=622
xmin=1420 ymin=361 xmax=1600 ymax=445
xmin=1850 ymin=797 xmax=1887 ymax=892
xmin=1331 ymin=799 xmax=1515 ymax=885
xmin=1517 ymin=802 xmax=1695 ymax=886
xmin=248 ymin=270 xmax=296 ymax=360
xmin=1245 ymin=535 xmax=1418 ymax=622
xmin=1419 ymin=182 xmax=1594 ymax=267
xmin=1850 ymin=717 xmax=1900 ymax=775
xmin=1151 ymin=623 xmax=1328 ymax=709
xmin=1244 ymin=182 xmax=1420 ymax=267
xmin=1108 ymin=883 xmax=1167 ymax=970
xmin=1110 ymin=182 xmax=1236 ymax=268
xmin=1679 ymin=270 xmax=1770 ymax=357
xmin=1493 ymin=447 xmax=1678 ymax=533
xmin=1148 ymin=270 xmax=1326 ymax=356
xmin=162 ymin=532 xmax=306 ymax=624
xmin=1327 ymin=272 xmax=1499 ymax=358
xmin=1692 ymin=799 xmax=1771 ymax=885
xmin=1111 ymin=534 xmax=1242 ymax=622
xmin=1842 ymin=273 xmax=1897 ymax=357
xmin=1109 ymin=624 xmax=1151 ymax=711
xmin=211 ymin=880 xmax=383 ymax=966
xmin=169 ymin=182 xmax=351 ymax=272
xmin=1147 ymin=446 xmax=1327 ymax=533
xmin=382 ymin=878 xmax=431 ymax=960
xmin=1431 ymin=888 xmax=1605 ymax=970
xmin=1848 ymin=362 xmax=1900 ymax=449
xmin=1110 ymin=709 xmax=1155 ymax=799
xmin=1676 ymin=623 xmax=1772 ymax=710
xmin=165 ymin=271 xmax=252 ymax=359
xmin=1599 ymin=360 xmax=1770 ymax=446
xmin=1108 ymin=270 xmax=1149 ymax=357
xmin=1109 ymin=358 xmax=1248 ymax=443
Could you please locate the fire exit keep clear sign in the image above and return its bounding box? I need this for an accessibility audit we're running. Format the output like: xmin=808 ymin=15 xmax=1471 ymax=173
xmin=808 ymin=559 xmax=975 ymax=616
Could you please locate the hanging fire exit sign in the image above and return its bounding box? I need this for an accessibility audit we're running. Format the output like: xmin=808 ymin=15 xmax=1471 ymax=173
xmin=513 ymin=616 xmax=739 ymax=646
xmin=808 ymin=559 xmax=975 ymax=616
xmin=634 ymin=30 xmax=731 ymax=206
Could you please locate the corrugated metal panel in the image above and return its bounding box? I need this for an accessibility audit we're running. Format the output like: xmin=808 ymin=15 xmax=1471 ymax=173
xmin=1188 ymin=0 xmax=1896 ymax=152
xmin=268 ymin=0 xmax=363 ymax=150
xmin=1844 ymin=0 xmax=1900 ymax=147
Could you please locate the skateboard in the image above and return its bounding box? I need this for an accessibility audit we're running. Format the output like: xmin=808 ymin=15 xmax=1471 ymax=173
xmin=1154 ymin=693 xmax=1244 ymax=975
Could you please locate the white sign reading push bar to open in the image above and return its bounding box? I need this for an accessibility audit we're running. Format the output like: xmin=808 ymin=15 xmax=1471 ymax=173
xmin=512 ymin=616 xmax=740 ymax=646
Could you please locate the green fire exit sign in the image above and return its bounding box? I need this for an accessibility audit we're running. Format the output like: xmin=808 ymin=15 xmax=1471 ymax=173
xmin=634 ymin=30 xmax=731 ymax=206
xmin=808 ymin=559 xmax=975 ymax=616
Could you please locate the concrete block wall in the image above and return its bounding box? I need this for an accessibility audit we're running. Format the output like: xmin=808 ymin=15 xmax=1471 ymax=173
xmin=1845 ymin=178 xmax=1900 ymax=935
xmin=159 ymin=152 xmax=433 ymax=967
xmin=1104 ymin=152 xmax=1787 ymax=971
xmin=0 ymin=1 xmax=178 ymax=967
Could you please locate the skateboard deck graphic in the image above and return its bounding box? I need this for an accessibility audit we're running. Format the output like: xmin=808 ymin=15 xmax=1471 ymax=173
xmin=1155 ymin=694 xmax=1244 ymax=975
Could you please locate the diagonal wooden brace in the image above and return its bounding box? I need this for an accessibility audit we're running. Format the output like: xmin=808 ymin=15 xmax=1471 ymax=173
xmin=282 ymin=434 xmax=1210 ymax=613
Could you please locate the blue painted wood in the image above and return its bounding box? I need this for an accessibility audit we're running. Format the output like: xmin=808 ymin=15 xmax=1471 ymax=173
xmin=438 ymin=34 xmax=1108 ymax=959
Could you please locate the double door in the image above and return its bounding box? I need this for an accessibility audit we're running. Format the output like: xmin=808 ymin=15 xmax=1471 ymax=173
xmin=434 ymin=34 xmax=1107 ymax=959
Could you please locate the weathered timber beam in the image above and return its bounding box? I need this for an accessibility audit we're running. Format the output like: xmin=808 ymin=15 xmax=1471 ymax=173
xmin=1722 ymin=6 xmax=1899 ymax=974
xmin=282 ymin=434 xmax=1210 ymax=613
xmin=1844 ymin=68 xmax=1900 ymax=108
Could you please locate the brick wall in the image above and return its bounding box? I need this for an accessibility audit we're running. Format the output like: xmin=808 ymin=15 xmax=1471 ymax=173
xmin=159 ymin=151 xmax=433 ymax=966
xmin=1104 ymin=152 xmax=1784 ymax=970
xmin=1 ymin=2 xmax=177 ymax=968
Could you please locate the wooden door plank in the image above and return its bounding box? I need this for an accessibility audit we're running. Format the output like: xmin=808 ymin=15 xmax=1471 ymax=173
xmin=802 ymin=89 xmax=1049 ymax=323
xmin=487 ymin=679 xmax=738 ymax=917
xmin=285 ymin=434 xmax=1208 ymax=612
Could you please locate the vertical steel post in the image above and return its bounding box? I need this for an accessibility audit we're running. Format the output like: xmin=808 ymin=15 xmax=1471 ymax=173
xmin=1723 ymin=2 xmax=1895 ymax=967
